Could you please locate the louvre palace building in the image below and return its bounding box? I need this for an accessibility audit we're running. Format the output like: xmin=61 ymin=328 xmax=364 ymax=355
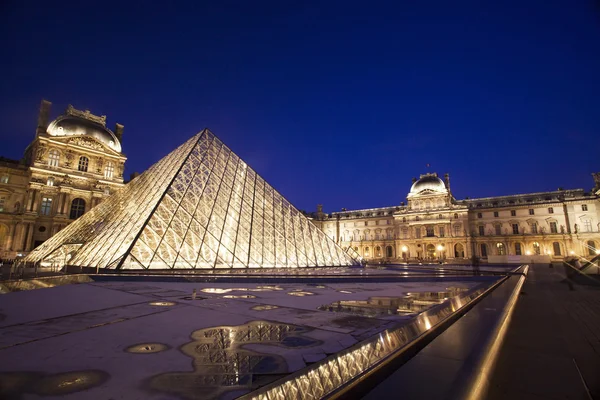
xmin=312 ymin=172 xmax=600 ymax=263
xmin=0 ymin=100 xmax=126 ymax=259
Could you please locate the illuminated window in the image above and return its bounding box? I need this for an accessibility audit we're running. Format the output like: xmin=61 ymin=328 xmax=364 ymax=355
xmin=40 ymin=197 xmax=52 ymax=216
xmin=105 ymin=161 xmax=115 ymax=178
xmin=583 ymin=220 xmax=592 ymax=232
xmin=582 ymin=204 xmax=588 ymax=211
xmin=548 ymin=207 xmax=554 ymax=214
xmin=364 ymin=247 xmax=370 ymax=257
xmin=375 ymin=246 xmax=381 ymax=257
xmin=496 ymin=242 xmax=506 ymax=255
xmin=494 ymin=211 xmax=499 ymax=217
xmin=511 ymin=210 xmax=516 ymax=217
xmin=553 ymin=242 xmax=561 ymax=256
xmin=0 ymin=196 xmax=5 ymax=212
xmin=515 ymin=243 xmax=522 ymax=255
xmin=549 ymin=222 xmax=557 ymax=233
xmin=47 ymin=177 xmax=54 ymax=186
xmin=104 ymin=187 xmax=110 ymax=195
xmin=70 ymin=198 xmax=86 ymax=219
xmin=495 ymin=225 xmax=502 ymax=235
xmin=0 ymin=175 xmax=8 ymax=184
xmin=48 ymin=149 xmax=60 ymax=167
xmin=529 ymin=209 xmax=534 ymax=215
xmin=512 ymin=224 xmax=519 ymax=234
xmin=478 ymin=225 xmax=485 ymax=236
xmin=587 ymin=240 xmax=596 ymax=256
xmin=78 ymin=156 xmax=89 ymax=172
xmin=532 ymin=242 xmax=540 ymax=255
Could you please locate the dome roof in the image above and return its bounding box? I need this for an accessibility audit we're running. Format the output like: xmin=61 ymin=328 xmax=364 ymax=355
xmin=46 ymin=113 xmax=122 ymax=153
xmin=409 ymin=174 xmax=447 ymax=195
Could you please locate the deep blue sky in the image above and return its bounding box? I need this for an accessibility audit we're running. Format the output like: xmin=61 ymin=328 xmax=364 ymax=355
xmin=1 ymin=1 xmax=599 ymax=212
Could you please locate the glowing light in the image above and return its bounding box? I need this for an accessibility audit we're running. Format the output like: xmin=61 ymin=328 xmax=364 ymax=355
xmin=570 ymin=250 xmax=575 ymax=255
xmin=149 ymin=301 xmax=176 ymax=306
xmin=436 ymin=245 xmax=444 ymax=251
xmin=401 ymin=245 xmax=408 ymax=252
xmin=525 ymin=251 xmax=531 ymax=255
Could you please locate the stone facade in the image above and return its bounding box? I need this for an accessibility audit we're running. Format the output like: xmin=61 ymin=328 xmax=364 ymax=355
xmin=0 ymin=100 xmax=126 ymax=258
xmin=313 ymin=173 xmax=600 ymax=263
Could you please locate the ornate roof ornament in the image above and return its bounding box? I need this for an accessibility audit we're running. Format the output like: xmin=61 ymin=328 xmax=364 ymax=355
xmin=65 ymin=104 xmax=107 ymax=127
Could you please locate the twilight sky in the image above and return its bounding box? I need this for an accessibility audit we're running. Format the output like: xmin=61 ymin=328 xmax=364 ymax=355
xmin=1 ymin=1 xmax=599 ymax=212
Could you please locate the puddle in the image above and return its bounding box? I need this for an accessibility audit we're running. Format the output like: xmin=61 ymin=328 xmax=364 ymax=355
xmin=223 ymin=294 xmax=256 ymax=299
xmin=0 ymin=370 xmax=109 ymax=397
xmin=126 ymin=343 xmax=170 ymax=354
xmin=149 ymin=301 xmax=176 ymax=306
xmin=287 ymin=291 xmax=315 ymax=297
xmin=202 ymin=286 xmax=284 ymax=294
xmin=318 ymin=287 xmax=468 ymax=317
xmin=251 ymin=305 xmax=279 ymax=311
xmin=148 ymin=321 xmax=320 ymax=399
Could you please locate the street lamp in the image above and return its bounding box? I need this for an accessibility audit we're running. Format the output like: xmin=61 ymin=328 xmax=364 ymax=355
xmin=436 ymin=244 xmax=444 ymax=262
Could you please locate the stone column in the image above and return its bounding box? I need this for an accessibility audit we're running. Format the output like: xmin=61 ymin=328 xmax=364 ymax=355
xmin=25 ymin=223 xmax=35 ymax=251
xmin=32 ymin=192 xmax=42 ymax=214
xmin=27 ymin=190 xmax=37 ymax=212
xmin=6 ymin=223 xmax=16 ymax=251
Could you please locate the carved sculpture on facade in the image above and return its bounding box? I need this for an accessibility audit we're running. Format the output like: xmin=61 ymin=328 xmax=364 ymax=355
xmin=64 ymin=150 xmax=74 ymax=168
xmin=68 ymin=136 xmax=105 ymax=151
xmin=96 ymin=157 xmax=104 ymax=174
xmin=35 ymin=144 xmax=47 ymax=162
xmin=118 ymin=161 xmax=125 ymax=178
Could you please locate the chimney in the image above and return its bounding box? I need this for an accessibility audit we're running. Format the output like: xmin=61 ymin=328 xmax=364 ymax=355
xmin=444 ymin=173 xmax=451 ymax=191
xmin=114 ymin=123 xmax=124 ymax=142
xmin=36 ymin=99 xmax=52 ymax=136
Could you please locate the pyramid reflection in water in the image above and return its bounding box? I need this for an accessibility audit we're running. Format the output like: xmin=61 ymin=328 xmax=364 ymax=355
xmin=25 ymin=129 xmax=358 ymax=270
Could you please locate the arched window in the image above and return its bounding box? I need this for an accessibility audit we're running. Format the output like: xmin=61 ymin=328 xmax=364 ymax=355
xmin=532 ymin=242 xmax=541 ymax=255
xmin=438 ymin=214 xmax=443 ymax=219
xmin=375 ymin=246 xmax=381 ymax=257
xmin=588 ymin=240 xmax=597 ymax=256
xmin=402 ymin=217 xmax=407 ymax=223
xmin=48 ymin=149 xmax=60 ymax=168
xmin=69 ymin=198 xmax=86 ymax=219
xmin=14 ymin=201 xmax=20 ymax=212
xmin=104 ymin=161 xmax=114 ymax=178
xmin=364 ymin=247 xmax=370 ymax=257
xmin=552 ymin=242 xmax=561 ymax=256
xmin=78 ymin=156 xmax=89 ymax=172
xmin=386 ymin=245 xmax=393 ymax=258
xmin=480 ymin=244 xmax=488 ymax=257
xmin=496 ymin=242 xmax=506 ymax=255
xmin=354 ymin=247 xmax=358 ymax=252
xmin=454 ymin=213 xmax=458 ymax=219
xmin=454 ymin=243 xmax=464 ymax=258
xmin=46 ymin=177 xmax=54 ymax=186
xmin=415 ymin=216 xmax=420 ymax=221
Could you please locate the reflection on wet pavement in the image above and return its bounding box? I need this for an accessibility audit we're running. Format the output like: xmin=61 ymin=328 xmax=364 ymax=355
xmin=126 ymin=343 xmax=170 ymax=354
xmin=202 ymin=286 xmax=283 ymax=294
xmin=0 ymin=370 xmax=110 ymax=397
xmin=287 ymin=291 xmax=315 ymax=297
xmin=149 ymin=301 xmax=177 ymax=306
xmin=223 ymin=294 xmax=257 ymax=299
xmin=251 ymin=305 xmax=279 ymax=311
xmin=318 ymin=287 xmax=468 ymax=317
xmin=148 ymin=321 xmax=321 ymax=399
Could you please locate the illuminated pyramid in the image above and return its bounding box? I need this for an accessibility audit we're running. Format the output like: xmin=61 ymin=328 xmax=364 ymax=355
xmin=24 ymin=129 xmax=358 ymax=270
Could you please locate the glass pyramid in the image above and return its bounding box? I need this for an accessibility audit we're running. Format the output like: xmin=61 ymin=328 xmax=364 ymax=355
xmin=24 ymin=130 xmax=358 ymax=270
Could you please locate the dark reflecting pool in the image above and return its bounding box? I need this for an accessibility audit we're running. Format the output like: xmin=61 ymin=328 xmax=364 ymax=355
xmin=148 ymin=321 xmax=321 ymax=399
xmin=317 ymin=287 xmax=468 ymax=317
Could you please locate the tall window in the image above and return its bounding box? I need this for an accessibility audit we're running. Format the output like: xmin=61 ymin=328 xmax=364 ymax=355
xmin=529 ymin=209 xmax=535 ymax=215
xmin=583 ymin=220 xmax=592 ymax=232
xmin=375 ymin=246 xmax=381 ymax=257
xmin=549 ymin=222 xmax=558 ymax=233
xmin=47 ymin=177 xmax=54 ymax=186
xmin=533 ymin=242 xmax=541 ymax=255
xmin=48 ymin=149 xmax=60 ymax=168
xmin=454 ymin=224 xmax=461 ymax=237
xmin=531 ymin=223 xmax=538 ymax=234
xmin=426 ymin=226 xmax=434 ymax=237
xmin=582 ymin=204 xmax=588 ymax=211
xmin=512 ymin=224 xmax=519 ymax=234
xmin=439 ymin=227 xmax=445 ymax=237
xmin=78 ymin=156 xmax=89 ymax=172
xmin=40 ymin=197 xmax=52 ymax=216
xmin=511 ymin=210 xmax=516 ymax=217
xmin=478 ymin=225 xmax=485 ymax=236
xmin=386 ymin=246 xmax=393 ymax=258
xmin=477 ymin=213 xmax=482 ymax=218
xmin=0 ymin=175 xmax=8 ymax=184
xmin=364 ymin=247 xmax=370 ymax=257
xmin=415 ymin=228 xmax=421 ymax=239
xmin=587 ymin=240 xmax=596 ymax=256
xmin=494 ymin=211 xmax=499 ymax=217
xmin=495 ymin=225 xmax=502 ymax=235
xmin=454 ymin=243 xmax=464 ymax=258
xmin=515 ymin=243 xmax=522 ymax=256
xmin=69 ymin=198 xmax=86 ymax=219
xmin=548 ymin=207 xmax=554 ymax=214
xmin=497 ymin=242 xmax=506 ymax=255
xmin=553 ymin=242 xmax=561 ymax=256
xmin=480 ymin=244 xmax=487 ymax=257
xmin=104 ymin=161 xmax=115 ymax=178
xmin=454 ymin=213 xmax=458 ymax=219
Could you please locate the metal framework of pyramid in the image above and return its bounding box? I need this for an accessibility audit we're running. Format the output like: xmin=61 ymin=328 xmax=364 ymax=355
xmin=24 ymin=129 xmax=358 ymax=270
